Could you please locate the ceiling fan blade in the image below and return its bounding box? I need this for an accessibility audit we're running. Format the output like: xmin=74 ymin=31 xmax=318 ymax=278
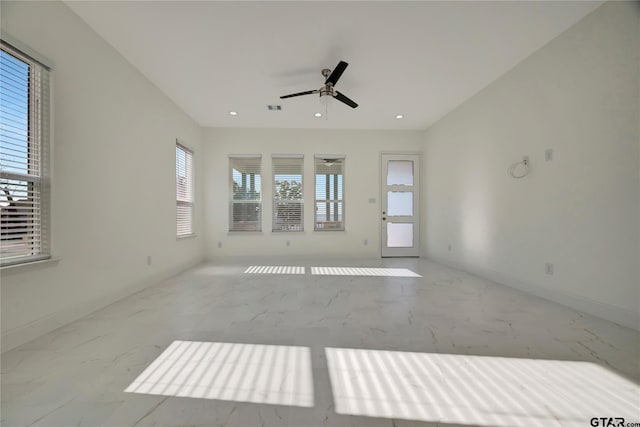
xmin=325 ymin=61 xmax=348 ymax=86
xmin=335 ymin=91 xmax=358 ymax=108
xmin=280 ymin=90 xmax=319 ymax=99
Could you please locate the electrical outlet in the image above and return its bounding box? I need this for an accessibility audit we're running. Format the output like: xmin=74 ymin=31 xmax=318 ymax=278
xmin=217 ymin=241 xmax=222 ymax=248
xmin=146 ymin=256 xmax=152 ymax=266
xmin=545 ymin=262 xmax=554 ymax=275
xmin=522 ymin=155 xmax=530 ymax=166
xmin=545 ymin=148 xmax=553 ymax=162
xmin=363 ymin=239 xmax=368 ymax=246
xmin=286 ymin=240 xmax=291 ymax=247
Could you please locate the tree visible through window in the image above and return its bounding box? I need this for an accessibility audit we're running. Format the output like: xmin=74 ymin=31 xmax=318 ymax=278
xmin=273 ymin=156 xmax=303 ymax=232
xmin=230 ymin=156 xmax=261 ymax=232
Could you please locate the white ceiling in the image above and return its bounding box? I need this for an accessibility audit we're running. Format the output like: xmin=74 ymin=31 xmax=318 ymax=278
xmin=66 ymin=1 xmax=602 ymax=130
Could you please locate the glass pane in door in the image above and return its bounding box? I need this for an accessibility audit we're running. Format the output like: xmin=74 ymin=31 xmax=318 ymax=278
xmin=387 ymin=223 xmax=413 ymax=247
xmin=387 ymin=191 xmax=413 ymax=216
xmin=387 ymin=160 xmax=413 ymax=186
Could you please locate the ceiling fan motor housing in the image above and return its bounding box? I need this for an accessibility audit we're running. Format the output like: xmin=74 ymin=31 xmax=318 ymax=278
xmin=320 ymin=85 xmax=335 ymax=99
xmin=321 ymin=68 xmax=335 ymax=98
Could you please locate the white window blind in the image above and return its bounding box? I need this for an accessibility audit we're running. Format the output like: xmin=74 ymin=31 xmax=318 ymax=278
xmin=230 ymin=156 xmax=261 ymax=232
xmin=315 ymin=156 xmax=344 ymax=231
xmin=176 ymin=142 xmax=194 ymax=237
xmin=0 ymin=42 xmax=50 ymax=266
xmin=273 ymin=156 xmax=303 ymax=232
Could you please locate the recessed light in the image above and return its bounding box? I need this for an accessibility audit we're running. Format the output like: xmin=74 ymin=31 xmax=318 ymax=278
xmin=314 ymin=113 xmax=322 ymax=118
xmin=395 ymin=114 xmax=404 ymax=119
xmin=229 ymin=111 xmax=238 ymax=116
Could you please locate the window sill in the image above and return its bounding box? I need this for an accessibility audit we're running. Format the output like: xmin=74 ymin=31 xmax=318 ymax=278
xmin=1 ymin=256 xmax=61 ymax=272
xmin=227 ymin=231 xmax=263 ymax=235
xmin=177 ymin=234 xmax=196 ymax=240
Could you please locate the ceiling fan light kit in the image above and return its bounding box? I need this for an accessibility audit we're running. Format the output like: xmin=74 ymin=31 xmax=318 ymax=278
xmin=280 ymin=60 xmax=359 ymax=109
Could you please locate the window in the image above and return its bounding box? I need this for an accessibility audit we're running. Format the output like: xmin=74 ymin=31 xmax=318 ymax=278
xmin=273 ymin=155 xmax=303 ymax=232
xmin=0 ymin=42 xmax=50 ymax=266
xmin=230 ymin=156 xmax=261 ymax=232
xmin=176 ymin=142 xmax=194 ymax=237
xmin=314 ymin=156 xmax=344 ymax=231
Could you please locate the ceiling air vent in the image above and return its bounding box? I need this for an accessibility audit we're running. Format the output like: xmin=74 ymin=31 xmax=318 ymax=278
xmin=267 ymin=105 xmax=282 ymax=111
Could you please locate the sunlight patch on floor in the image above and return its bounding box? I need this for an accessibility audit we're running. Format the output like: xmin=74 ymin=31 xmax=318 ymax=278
xmin=311 ymin=267 xmax=421 ymax=277
xmin=325 ymin=347 xmax=639 ymax=426
xmin=244 ymin=266 xmax=305 ymax=274
xmin=125 ymin=341 xmax=314 ymax=407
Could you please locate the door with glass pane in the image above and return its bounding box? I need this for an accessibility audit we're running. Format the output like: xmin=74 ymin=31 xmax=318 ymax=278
xmin=381 ymin=153 xmax=420 ymax=257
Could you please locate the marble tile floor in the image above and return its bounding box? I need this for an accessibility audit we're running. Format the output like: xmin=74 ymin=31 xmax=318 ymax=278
xmin=1 ymin=257 xmax=639 ymax=427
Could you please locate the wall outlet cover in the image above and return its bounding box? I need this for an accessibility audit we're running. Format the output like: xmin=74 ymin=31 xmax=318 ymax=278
xmin=545 ymin=262 xmax=554 ymax=275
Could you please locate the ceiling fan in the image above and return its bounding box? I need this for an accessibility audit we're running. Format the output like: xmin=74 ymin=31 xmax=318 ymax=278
xmin=322 ymin=158 xmax=342 ymax=167
xmin=280 ymin=61 xmax=358 ymax=109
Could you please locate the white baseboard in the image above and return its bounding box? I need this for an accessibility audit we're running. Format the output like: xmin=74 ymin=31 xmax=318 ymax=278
xmin=205 ymin=252 xmax=380 ymax=262
xmin=1 ymin=257 xmax=204 ymax=353
xmin=427 ymin=254 xmax=640 ymax=332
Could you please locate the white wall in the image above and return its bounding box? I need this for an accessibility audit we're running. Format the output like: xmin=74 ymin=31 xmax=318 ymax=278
xmin=0 ymin=1 xmax=205 ymax=351
xmin=423 ymin=1 xmax=640 ymax=329
xmin=204 ymin=128 xmax=423 ymax=258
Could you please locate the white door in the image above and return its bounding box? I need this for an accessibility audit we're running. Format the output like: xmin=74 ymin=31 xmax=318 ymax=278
xmin=381 ymin=153 xmax=420 ymax=257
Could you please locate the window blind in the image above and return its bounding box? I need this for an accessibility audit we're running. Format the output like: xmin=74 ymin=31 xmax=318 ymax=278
xmin=230 ymin=156 xmax=261 ymax=231
xmin=176 ymin=142 xmax=194 ymax=236
xmin=314 ymin=156 xmax=344 ymax=231
xmin=0 ymin=42 xmax=50 ymax=266
xmin=273 ymin=156 xmax=303 ymax=232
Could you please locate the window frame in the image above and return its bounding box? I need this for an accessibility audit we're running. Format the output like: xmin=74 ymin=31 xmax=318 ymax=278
xmin=229 ymin=155 xmax=262 ymax=232
xmin=314 ymin=155 xmax=345 ymax=232
xmin=272 ymin=155 xmax=304 ymax=233
xmin=175 ymin=140 xmax=194 ymax=238
xmin=0 ymin=41 xmax=51 ymax=267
